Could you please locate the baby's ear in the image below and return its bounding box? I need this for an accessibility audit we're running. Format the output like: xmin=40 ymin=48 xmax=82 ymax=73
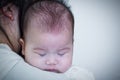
xmin=0 ymin=4 xmax=14 ymax=20
xmin=19 ymin=38 xmax=25 ymax=55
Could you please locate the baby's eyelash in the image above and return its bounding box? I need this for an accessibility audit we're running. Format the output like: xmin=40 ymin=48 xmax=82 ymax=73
xmin=57 ymin=52 xmax=66 ymax=56
xmin=39 ymin=53 xmax=46 ymax=57
xmin=34 ymin=50 xmax=46 ymax=57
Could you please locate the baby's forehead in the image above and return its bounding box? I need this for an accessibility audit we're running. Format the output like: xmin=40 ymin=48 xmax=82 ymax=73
xmin=28 ymin=16 xmax=73 ymax=33
xmin=29 ymin=24 xmax=72 ymax=35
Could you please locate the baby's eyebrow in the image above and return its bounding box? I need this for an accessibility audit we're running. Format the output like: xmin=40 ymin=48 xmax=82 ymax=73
xmin=33 ymin=48 xmax=45 ymax=50
xmin=59 ymin=47 xmax=70 ymax=51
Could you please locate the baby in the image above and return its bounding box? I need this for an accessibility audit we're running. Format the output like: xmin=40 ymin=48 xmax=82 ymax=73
xmin=20 ymin=0 xmax=74 ymax=73
xmin=20 ymin=0 xmax=94 ymax=80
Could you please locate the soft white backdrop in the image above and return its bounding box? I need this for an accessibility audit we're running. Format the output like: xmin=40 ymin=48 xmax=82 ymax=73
xmin=68 ymin=0 xmax=120 ymax=80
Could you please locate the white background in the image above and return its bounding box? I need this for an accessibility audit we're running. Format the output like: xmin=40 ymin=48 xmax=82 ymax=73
xmin=68 ymin=0 xmax=120 ymax=80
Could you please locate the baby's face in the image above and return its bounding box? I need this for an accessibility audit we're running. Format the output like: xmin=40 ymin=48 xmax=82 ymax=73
xmin=21 ymin=27 xmax=73 ymax=73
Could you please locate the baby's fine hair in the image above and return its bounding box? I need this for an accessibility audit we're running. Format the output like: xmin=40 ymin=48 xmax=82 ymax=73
xmin=21 ymin=0 xmax=74 ymax=38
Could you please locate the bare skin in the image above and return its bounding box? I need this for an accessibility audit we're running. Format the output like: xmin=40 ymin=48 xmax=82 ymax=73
xmin=0 ymin=3 xmax=20 ymax=53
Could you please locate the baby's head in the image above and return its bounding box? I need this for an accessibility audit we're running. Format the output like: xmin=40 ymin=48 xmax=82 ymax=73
xmin=20 ymin=0 xmax=74 ymax=73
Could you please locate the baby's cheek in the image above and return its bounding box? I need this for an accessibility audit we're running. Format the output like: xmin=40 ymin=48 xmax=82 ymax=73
xmin=62 ymin=59 xmax=72 ymax=71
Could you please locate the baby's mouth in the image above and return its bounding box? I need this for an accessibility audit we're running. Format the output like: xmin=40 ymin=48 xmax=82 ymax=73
xmin=44 ymin=69 xmax=61 ymax=73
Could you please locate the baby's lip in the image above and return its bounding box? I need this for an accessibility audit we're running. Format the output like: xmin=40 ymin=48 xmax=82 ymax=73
xmin=44 ymin=69 xmax=61 ymax=73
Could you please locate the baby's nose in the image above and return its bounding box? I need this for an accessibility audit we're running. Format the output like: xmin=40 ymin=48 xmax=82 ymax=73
xmin=45 ymin=56 xmax=58 ymax=65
